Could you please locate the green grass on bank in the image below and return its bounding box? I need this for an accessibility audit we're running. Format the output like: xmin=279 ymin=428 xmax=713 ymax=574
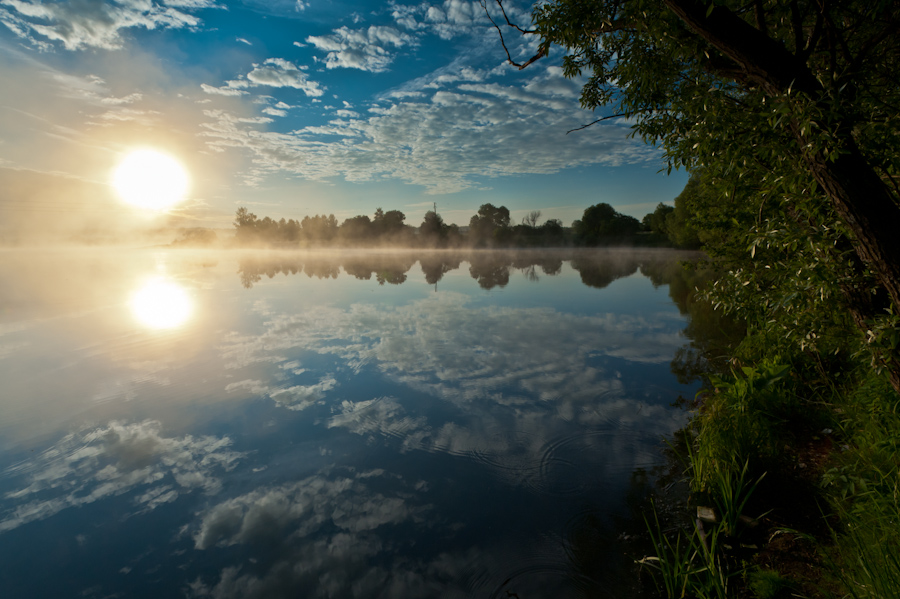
xmin=641 ymin=356 xmax=900 ymax=599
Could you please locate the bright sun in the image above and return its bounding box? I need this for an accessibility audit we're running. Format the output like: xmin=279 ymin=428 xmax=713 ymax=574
xmin=113 ymin=149 xmax=190 ymax=210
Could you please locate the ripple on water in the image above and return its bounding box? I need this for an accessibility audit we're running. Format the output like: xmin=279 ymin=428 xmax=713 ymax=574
xmin=485 ymin=551 xmax=574 ymax=599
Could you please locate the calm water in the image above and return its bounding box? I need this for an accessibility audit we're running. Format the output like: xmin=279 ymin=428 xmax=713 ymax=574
xmin=0 ymin=248 xmax=699 ymax=599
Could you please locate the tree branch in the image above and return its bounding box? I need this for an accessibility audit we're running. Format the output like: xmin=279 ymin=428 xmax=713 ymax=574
xmin=479 ymin=0 xmax=546 ymax=69
xmin=566 ymin=113 xmax=628 ymax=134
xmin=495 ymin=0 xmax=536 ymax=34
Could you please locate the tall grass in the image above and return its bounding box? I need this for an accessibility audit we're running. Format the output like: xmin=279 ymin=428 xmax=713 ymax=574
xmin=641 ymin=506 xmax=736 ymax=599
xmin=642 ymin=363 xmax=789 ymax=598
xmin=824 ymin=376 xmax=900 ymax=598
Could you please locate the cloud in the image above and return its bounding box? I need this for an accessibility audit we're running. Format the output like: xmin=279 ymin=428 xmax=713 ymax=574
xmin=201 ymin=83 xmax=249 ymax=96
xmin=200 ymin=65 xmax=653 ymax=193
xmin=0 ymin=420 xmax=244 ymax=533
xmin=193 ymin=468 xmax=420 ymax=550
xmin=47 ymin=72 xmax=145 ymax=106
xmin=306 ymin=25 xmax=415 ymax=72
xmin=202 ymin=58 xmax=324 ymax=98
xmin=0 ymin=0 xmax=219 ymax=50
xmin=225 ymin=375 xmax=338 ymax=411
xmin=392 ymin=0 xmax=506 ymax=40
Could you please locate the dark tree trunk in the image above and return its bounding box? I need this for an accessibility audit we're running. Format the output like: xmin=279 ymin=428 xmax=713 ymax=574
xmin=664 ymin=0 xmax=900 ymax=392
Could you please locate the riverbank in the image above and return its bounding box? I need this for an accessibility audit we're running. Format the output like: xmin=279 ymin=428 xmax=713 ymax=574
xmin=642 ymin=318 xmax=900 ymax=598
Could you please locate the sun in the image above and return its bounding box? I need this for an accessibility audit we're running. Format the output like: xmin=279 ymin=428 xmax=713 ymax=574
xmin=113 ymin=148 xmax=190 ymax=210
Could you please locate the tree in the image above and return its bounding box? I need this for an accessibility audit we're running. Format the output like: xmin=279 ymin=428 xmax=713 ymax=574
xmin=642 ymin=203 xmax=673 ymax=236
xmin=233 ymin=207 xmax=258 ymax=243
xmin=522 ymin=210 xmax=542 ymax=228
xmin=469 ymin=203 xmax=511 ymax=246
xmin=485 ymin=0 xmax=900 ymax=390
xmin=374 ymin=208 xmax=407 ymax=237
xmin=574 ymin=202 xmax=642 ymax=244
xmin=301 ymin=214 xmax=338 ymax=244
xmin=339 ymin=215 xmax=373 ymax=243
xmin=419 ymin=210 xmax=448 ymax=246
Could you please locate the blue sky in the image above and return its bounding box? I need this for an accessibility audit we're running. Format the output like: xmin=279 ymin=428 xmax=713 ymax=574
xmin=0 ymin=0 xmax=689 ymax=236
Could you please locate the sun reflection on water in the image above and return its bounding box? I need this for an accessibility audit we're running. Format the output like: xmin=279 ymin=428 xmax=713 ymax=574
xmin=130 ymin=277 xmax=193 ymax=329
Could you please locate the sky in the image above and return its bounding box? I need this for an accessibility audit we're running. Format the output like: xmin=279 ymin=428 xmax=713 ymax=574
xmin=0 ymin=0 xmax=690 ymax=240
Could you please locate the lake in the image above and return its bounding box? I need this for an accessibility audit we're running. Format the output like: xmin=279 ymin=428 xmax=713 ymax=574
xmin=0 ymin=248 xmax=701 ymax=599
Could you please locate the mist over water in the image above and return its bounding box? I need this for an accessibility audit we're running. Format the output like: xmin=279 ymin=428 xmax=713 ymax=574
xmin=0 ymin=247 xmax=702 ymax=598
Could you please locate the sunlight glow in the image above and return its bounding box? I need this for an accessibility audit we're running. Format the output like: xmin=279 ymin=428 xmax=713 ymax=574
xmin=113 ymin=149 xmax=189 ymax=210
xmin=130 ymin=278 xmax=193 ymax=329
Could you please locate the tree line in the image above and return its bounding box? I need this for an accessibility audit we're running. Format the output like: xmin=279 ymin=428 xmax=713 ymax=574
xmin=204 ymin=201 xmax=695 ymax=249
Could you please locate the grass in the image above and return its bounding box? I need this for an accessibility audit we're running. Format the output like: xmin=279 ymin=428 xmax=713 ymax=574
xmin=640 ymin=505 xmax=737 ymax=599
xmin=822 ymin=376 xmax=900 ymax=599
xmin=643 ymin=349 xmax=900 ymax=599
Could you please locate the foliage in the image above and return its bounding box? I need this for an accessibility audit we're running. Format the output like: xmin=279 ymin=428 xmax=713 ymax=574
xmin=468 ymin=203 xmax=511 ymax=247
xmin=498 ymin=0 xmax=900 ymax=389
xmin=692 ymin=362 xmax=794 ymax=489
xmin=823 ymin=375 xmax=900 ymax=599
xmin=419 ymin=210 xmax=449 ymax=246
xmin=664 ymin=181 xmax=701 ymax=249
xmin=573 ymin=202 xmax=642 ymax=245
xmin=747 ymin=569 xmax=794 ymax=599
xmin=641 ymin=501 xmax=744 ymax=599
xmin=642 ymin=202 xmax=674 ymax=236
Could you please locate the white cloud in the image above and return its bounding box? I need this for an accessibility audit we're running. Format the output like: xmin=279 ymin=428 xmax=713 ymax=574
xmin=0 ymin=420 xmax=244 ymax=533
xmin=306 ymin=25 xmax=415 ymax=72
xmin=224 ymin=374 xmax=338 ymax=411
xmin=392 ymin=0 xmax=502 ymax=40
xmin=422 ymin=66 xmax=486 ymax=89
xmin=189 ymin=467 xmax=444 ymax=599
xmin=201 ymin=82 xmax=249 ymax=96
xmin=246 ymin=58 xmax=322 ymax=95
xmin=193 ymin=468 xmax=419 ymax=550
xmin=236 ymin=37 xmax=251 ymax=45
xmin=47 ymin=72 xmax=145 ymax=108
xmin=200 ymin=65 xmax=653 ymax=193
xmin=202 ymin=58 xmax=324 ymax=98
xmin=0 ymin=0 xmax=219 ymax=50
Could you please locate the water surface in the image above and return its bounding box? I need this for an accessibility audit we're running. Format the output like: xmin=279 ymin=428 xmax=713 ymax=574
xmin=0 ymin=248 xmax=700 ymax=598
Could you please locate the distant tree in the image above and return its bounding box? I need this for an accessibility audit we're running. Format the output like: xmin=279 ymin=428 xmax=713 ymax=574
xmin=642 ymin=203 xmax=674 ymax=236
xmin=301 ymin=214 xmax=338 ymax=244
xmin=339 ymin=215 xmax=373 ymax=243
xmin=469 ymin=203 xmax=511 ymax=247
xmin=574 ymin=203 xmax=642 ymax=245
xmin=282 ymin=218 xmax=301 ymax=242
xmin=234 ymin=207 xmax=259 ymax=244
xmin=665 ymin=178 xmax=705 ymax=249
xmin=234 ymin=207 xmax=256 ymax=229
xmin=522 ymin=210 xmax=542 ymax=228
xmin=373 ymin=208 xmax=407 ymax=239
xmin=419 ymin=210 xmax=448 ymax=247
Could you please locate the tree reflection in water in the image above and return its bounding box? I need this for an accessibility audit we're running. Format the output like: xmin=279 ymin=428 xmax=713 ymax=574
xmin=238 ymin=249 xmax=687 ymax=290
xmin=236 ymin=248 xmax=742 ymax=379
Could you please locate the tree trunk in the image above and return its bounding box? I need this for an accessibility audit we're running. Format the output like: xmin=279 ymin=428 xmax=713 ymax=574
xmin=664 ymin=0 xmax=900 ymax=392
